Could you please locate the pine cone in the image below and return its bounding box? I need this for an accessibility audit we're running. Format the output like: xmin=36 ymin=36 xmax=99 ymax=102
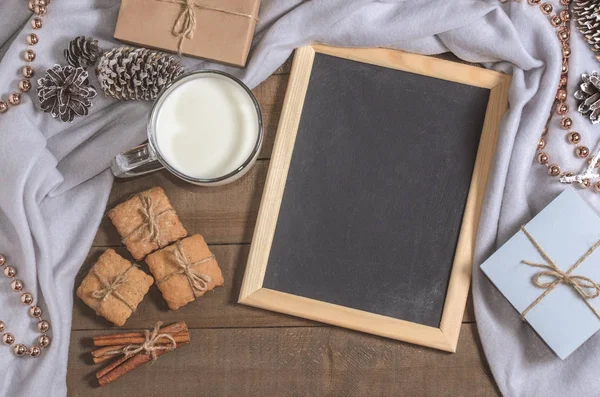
xmin=37 ymin=65 xmax=97 ymax=122
xmin=574 ymin=1 xmax=600 ymax=54
xmin=575 ymin=72 xmax=600 ymax=124
xmin=95 ymin=47 xmax=183 ymax=101
xmin=64 ymin=36 xmax=103 ymax=68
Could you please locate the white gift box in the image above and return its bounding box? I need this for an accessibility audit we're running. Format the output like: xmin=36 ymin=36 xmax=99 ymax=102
xmin=481 ymin=188 xmax=600 ymax=359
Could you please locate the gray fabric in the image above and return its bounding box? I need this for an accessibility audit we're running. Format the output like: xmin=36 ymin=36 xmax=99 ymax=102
xmin=0 ymin=0 xmax=596 ymax=396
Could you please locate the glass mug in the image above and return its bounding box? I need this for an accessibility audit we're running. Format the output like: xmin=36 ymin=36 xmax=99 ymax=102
xmin=111 ymin=70 xmax=263 ymax=186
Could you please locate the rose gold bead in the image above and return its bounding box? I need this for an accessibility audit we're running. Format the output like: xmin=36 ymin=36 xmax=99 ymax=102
xmin=28 ymin=0 xmax=35 ymax=10
xmin=595 ymin=182 xmax=600 ymax=193
xmin=24 ymin=49 xmax=35 ymax=62
xmin=22 ymin=66 xmax=34 ymax=78
xmin=558 ymin=29 xmax=569 ymax=41
xmin=11 ymin=279 xmax=23 ymax=292
xmin=541 ymin=2 xmax=553 ymax=14
xmin=560 ymin=0 xmax=570 ymax=5
xmin=556 ymin=102 xmax=568 ymax=115
xmin=576 ymin=146 xmax=590 ymax=158
xmin=34 ymin=5 xmax=47 ymax=15
xmin=580 ymin=178 xmax=591 ymax=188
xmin=19 ymin=80 xmax=31 ymax=93
xmin=0 ymin=254 xmax=5 ymax=266
xmin=14 ymin=344 xmax=27 ymax=356
xmin=0 ymin=101 xmax=7 ymax=113
xmin=31 ymin=17 xmax=43 ymax=29
xmin=538 ymin=152 xmax=549 ymax=164
xmin=2 ymin=333 xmax=15 ymax=345
xmin=29 ymin=345 xmax=42 ymax=357
xmin=538 ymin=138 xmax=546 ymax=150
xmin=27 ymin=33 xmax=39 ymax=45
xmin=551 ymin=15 xmax=562 ymax=27
xmin=560 ymin=117 xmax=572 ymax=129
xmin=563 ymin=46 xmax=571 ymax=58
xmin=38 ymin=320 xmax=50 ymax=333
xmin=0 ymin=322 xmax=4 ymax=332
xmin=30 ymin=306 xmax=42 ymax=318
xmin=528 ymin=0 xmax=541 ymax=3
xmin=542 ymin=127 xmax=548 ymax=136
xmin=21 ymin=292 xmax=33 ymax=305
xmin=561 ymin=62 xmax=568 ymax=74
xmin=36 ymin=0 xmax=47 ymax=6
xmin=560 ymin=10 xmax=570 ymax=22
xmin=8 ymin=93 xmax=21 ymax=106
xmin=559 ymin=75 xmax=568 ymax=88
xmin=548 ymin=165 xmax=561 ymax=176
xmin=4 ymin=266 xmax=16 ymax=278
xmin=38 ymin=335 xmax=50 ymax=348
xmin=568 ymin=132 xmax=581 ymax=144
xmin=556 ymin=89 xmax=567 ymax=101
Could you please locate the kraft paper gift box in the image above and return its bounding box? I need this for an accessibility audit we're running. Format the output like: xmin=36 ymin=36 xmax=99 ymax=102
xmin=114 ymin=0 xmax=260 ymax=67
xmin=481 ymin=188 xmax=600 ymax=360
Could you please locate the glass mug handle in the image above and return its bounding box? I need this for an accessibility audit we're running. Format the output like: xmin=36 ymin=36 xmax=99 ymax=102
xmin=111 ymin=143 xmax=164 ymax=178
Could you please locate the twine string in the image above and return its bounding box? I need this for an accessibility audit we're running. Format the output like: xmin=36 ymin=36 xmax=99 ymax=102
xmin=119 ymin=322 xmax=177 ymax=361
xmin=121 ymin=193 xmax=175 ymax=248
xmin=519 ymin=225 xmax=600 ymax=320
xmin=90 ymin=265 xmax=136 ymax=312
xmin=155 ymin=0 xmax=258 ymax=53
xmin=156 ymin=240 xmax=213 ymax=298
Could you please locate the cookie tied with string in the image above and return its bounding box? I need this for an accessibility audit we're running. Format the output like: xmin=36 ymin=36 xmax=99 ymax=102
xmin=146 ymin=234 xmax=224 ymax=310
xmin=77 ymin=249 xmax=154 ymax=326
xmin=108 ymin=187 xmax=187 ymax=261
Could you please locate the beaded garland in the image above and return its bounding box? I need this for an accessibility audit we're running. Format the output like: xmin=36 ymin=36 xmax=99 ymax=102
xmin=501 ymin=0 xmax=600 ymax=191
xmin=0 ymin=254 xmax=51 ymax=357
xmin=0 ymin=0 xmax=49 ymax=114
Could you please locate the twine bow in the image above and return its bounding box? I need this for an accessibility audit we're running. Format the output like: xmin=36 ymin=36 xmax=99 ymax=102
xmin=90 ymin=265 xmax=136 ymax=312
xmin=156 ymin=240 xmax=213 ymax=297
xmin=156 ymin=0 xmax=258 ymax=53
xmin=520 ymin=225 xmax=600 ymax=320
xmin=122 ymin=193 xmax=174 ymax=248
xmin=119 ymin=322 xmax=177 ymax=361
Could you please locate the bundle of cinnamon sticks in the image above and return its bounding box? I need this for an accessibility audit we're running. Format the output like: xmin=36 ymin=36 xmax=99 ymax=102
xmin=91 ymin=321 xmax=190 ymax=387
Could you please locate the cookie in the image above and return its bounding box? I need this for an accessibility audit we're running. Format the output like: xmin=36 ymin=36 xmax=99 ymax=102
xmin=108 ymin=187 xmax=187 ymax=261
xmin=76 ymin=249 xmax=154 ymax=326
xmin=146 ymin=234 xmax=224 ymax=310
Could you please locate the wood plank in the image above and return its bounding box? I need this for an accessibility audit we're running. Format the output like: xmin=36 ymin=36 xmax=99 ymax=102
xmin=73 ymin=244 xmax=475 ymax=331
xmin=73 ymin=245 xmax=314 ymax=330
xmin=93 ymin=160 xmax=268 ymax=246
xmin=67 ymin=324 xmax=498 ymax=397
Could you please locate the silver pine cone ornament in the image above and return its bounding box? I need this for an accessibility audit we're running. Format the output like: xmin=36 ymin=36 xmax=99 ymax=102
xmin=574 ymin=0 xmax=600 ymax=57
xmin=64 ymin=36 xmax=103 ymax=68
xmin=37 ymin=65 xmax=97 ymax=122
xmin=95 ymin=47 xmax=183 ymax=101
xmin=575 ymin=71 xmax=600 ymax=124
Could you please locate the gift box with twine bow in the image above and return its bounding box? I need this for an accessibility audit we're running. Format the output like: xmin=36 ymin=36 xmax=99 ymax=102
xmin=114 ymin=0 xmax=260 ymax=67
xmin=481 ymin=188 xmax=600 ymax=359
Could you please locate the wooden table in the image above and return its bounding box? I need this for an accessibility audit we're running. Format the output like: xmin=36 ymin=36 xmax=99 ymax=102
xmin=67 ymin=60 xmax=501 ymax=397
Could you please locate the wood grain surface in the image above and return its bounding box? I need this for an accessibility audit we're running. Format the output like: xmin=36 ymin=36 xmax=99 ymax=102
xmin=67 ymin=54 xmax=498 ymax=396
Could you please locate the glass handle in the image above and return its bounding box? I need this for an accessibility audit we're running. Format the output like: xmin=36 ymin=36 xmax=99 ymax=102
xmin=111 ymin=143 xmax=164 ymax=178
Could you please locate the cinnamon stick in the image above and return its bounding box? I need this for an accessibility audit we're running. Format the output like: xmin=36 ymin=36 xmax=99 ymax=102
xmin=93 ymin=321 xmax=188 ymax=346
xmin=91 ymin=332 xmax=190 ymax=364
xmin=97 ymin=341 xmax=188 ymax=386
xmin=93 ymin=332 xmax=190 ymax=347
xmin=96 ymin=354 xmax=131 ymax=379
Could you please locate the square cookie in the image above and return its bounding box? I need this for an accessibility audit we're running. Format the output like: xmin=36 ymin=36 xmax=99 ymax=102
xmin=108 ymin=186 xmax=187 ymax=260
xmin=77 ymin=249 xmax=154 ymax=326
xmin=146 ymin=234 xmax=224 ymax=310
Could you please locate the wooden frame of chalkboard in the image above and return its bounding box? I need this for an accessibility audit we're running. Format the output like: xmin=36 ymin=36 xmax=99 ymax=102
xmin=239 ymin=44 xmax=510 ymax=352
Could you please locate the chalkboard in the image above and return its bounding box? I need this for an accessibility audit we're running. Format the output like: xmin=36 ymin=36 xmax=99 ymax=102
xmin=240 ymin=45 xmax=510 ymax=352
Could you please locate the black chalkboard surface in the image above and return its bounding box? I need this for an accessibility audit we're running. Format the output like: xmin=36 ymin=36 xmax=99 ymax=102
xmin=263 ymin=53 xmax=489 ymax=328
xmin=240 ymin=45 xmax=510 ymax=351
